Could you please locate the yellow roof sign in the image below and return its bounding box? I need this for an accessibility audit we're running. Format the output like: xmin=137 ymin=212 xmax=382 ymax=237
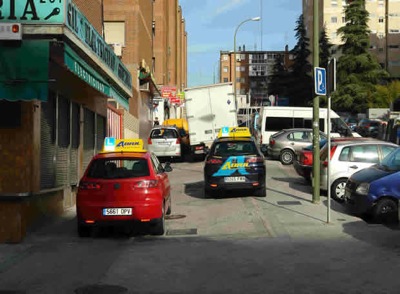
xmin=218 ymin=127 xmax=251 ymax=138
xmin=101 ymin=137 xmax=147 ymax=153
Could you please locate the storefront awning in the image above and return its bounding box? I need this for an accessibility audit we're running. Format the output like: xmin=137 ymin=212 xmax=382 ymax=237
xmin=64 ymin=44 xmax=130 ymax=110
xmin=0 ymin=40 xmax=50 ymax=101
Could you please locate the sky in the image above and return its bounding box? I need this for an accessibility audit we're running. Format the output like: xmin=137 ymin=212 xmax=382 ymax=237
xmin=179 ymin=0 xmax=302 ymax=88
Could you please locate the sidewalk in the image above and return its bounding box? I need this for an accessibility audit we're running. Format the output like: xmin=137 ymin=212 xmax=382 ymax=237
xmin=263 ymin=173 xmax=400 ymax=245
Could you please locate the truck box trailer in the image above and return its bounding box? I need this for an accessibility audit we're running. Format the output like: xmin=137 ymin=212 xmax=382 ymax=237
xmin=184 ymin=83 xmax=238 ymax=156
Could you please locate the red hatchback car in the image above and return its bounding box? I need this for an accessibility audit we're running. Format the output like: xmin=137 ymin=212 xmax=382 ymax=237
xmin=76 ymin=138 xmax=172 ymax=237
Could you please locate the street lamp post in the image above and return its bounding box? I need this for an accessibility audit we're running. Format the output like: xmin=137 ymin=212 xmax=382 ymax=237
xmin=233 ymin=17 xmax=261 ymax=111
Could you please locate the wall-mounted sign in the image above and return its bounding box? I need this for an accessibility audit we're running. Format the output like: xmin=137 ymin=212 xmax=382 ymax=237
xmin=0 ymin=0 xmax=65 ymax=23
xmin=0 ymin=0 xmax=133 ymax=97
xmin=65 ymin=0 xmax=132 ymax=92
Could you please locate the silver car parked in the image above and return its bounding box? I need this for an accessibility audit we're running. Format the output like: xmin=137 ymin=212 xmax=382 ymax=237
xmin=267 ymin=128 xmax=327 ymax=165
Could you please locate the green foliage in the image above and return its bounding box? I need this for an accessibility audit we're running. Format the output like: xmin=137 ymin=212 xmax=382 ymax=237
xmin=333 ymin=0 xmax=389 ymax=113
xmin=287 ymin=14 xmax=313 ymax=106
xmin=267 ymin=55 xmax=290 ymax=97
xmin=319 ymin=26 xmax=333 ymax=69
xmin=375 ymin=80 xmax=400 ymax=107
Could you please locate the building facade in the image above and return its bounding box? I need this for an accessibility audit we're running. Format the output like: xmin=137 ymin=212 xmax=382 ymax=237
xmin=219 ymin=47 xmax=294 ymax=107
xmin=0 ymin=0 xmax=187 ymax=243
xmin=303 ymin=0 xmax=400 ymax=77
xmin=153 ymin=0 xmax=187 ymax=120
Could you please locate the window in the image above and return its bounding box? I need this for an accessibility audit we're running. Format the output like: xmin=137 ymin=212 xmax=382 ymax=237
xmin=222 ymin=55 xmax=228 ymax=61
xmin=331 ymin=0 xmax=337 ymax=6
xmin=223 ymin=78 xmax=228 ymax=82
xmin=331 ymin=17 xmax=338 ymax=23
xmin=223 ymin=66 xmax=228 ymax=72
xmin=104 ymin=22 xmax=125 ymax=46
xmin=379 ymin=17 xmax=384 ymax=23
xmin=87 ymin=158 xmax=150 ymax=179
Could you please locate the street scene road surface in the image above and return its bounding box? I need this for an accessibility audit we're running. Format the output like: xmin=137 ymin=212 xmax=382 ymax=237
xmin=1 ymin=158 xmax=400 ymax=294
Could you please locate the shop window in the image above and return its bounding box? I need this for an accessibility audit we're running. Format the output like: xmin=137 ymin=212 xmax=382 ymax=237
xmin=0 ymin=100 xmax=21 ymax=128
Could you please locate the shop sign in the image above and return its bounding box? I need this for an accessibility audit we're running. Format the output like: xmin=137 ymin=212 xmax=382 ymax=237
xmin=0 ymin=0 xmax=65 ymax=24
xmin=64 ymin=50 xmax=110 ymax=96
xmin=64 ymin=45 xmax=129 ymax=110
xmin=65 ymin=0 xmax=132 ymax=92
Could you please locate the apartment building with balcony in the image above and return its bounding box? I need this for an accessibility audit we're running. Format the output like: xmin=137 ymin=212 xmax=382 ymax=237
xmin=303 ymin=0 xmax=400 ymax=77
xmin=219 ymin=46 xmax=294 ymax=107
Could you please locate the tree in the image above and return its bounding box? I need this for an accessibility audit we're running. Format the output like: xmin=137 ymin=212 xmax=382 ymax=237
xmin=332 ymin=0 xmax=389 ymax=113
xmin=288 ymin=14 xmax=313 ymax=106
xmin=267 ymin=54 xmax=290 ymax=100
xmin=375 ymin=80 xmax=400 ymax=108
xmin=319 ymin=25 xmax=333 ymax=70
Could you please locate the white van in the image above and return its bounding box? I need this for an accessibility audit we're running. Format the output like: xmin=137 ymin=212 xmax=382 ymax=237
xmin=253 ymin=106 xmax=360 ymax=150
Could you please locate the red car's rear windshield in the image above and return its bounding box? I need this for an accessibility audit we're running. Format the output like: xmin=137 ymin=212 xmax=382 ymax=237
xmin=86 ymin=158 xmax=150 ymax=179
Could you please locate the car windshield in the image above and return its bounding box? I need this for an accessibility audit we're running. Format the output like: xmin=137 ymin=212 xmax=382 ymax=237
xmin=151 ymin=128 xmax=178 ymax=139
xmin=379 ymin=148 xmax=400 ymax=172
xmin=86 ymin=158 xmax=150 ymax=179
xmin=331 ymin=118 xmax=353 ymax=137
xmin=212 ymin=141 xmax=257 ymax=156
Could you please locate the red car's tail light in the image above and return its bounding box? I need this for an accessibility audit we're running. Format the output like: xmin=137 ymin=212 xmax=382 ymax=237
xmin=269 ymin=139 xmax=275 ymax=146
xmin=134 ymin=180 xmax=159 ymax=188
xmin=148 ymin=138 xmax=152 ymax=145
xmin=79 ymin=181 xmax=101 ymax=190
xmin=206 ymin=158 xmax=223 ymax=164
xmin=323 ymin=146 xmax=338 ymax=167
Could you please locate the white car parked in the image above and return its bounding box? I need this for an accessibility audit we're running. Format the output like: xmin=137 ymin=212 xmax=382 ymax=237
xmin=316 ymin=140 xmax=398 ymax=202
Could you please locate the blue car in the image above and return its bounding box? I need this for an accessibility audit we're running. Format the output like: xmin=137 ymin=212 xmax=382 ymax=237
xmin=345 ymin=147 xmax=400 ymax=222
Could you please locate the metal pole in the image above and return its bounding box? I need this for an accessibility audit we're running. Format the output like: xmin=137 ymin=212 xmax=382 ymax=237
xmin=312 ymin=0 xmax=320 ymax=204
xmin=327 ymin=57 xmax=336 ymax=224
xmin=233 ymin=17 xmax=261 ymax=115
xmin=327 ymin=96 xmax=331 ymax=223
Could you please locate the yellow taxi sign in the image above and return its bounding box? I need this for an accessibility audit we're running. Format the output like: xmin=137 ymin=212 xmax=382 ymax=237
xmin=217 ymin=127 xmax=251 ymax=138
xmin=101 ymin=137 xmax=146 ymax=153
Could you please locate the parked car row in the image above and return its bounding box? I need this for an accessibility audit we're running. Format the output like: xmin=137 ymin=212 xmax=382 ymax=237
xmin=266 ymin=126 xmax=400 ymax=223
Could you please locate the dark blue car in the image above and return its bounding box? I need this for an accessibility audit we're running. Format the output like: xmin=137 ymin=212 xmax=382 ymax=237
xmin=345 ymin=147 xmax=400 ymax=222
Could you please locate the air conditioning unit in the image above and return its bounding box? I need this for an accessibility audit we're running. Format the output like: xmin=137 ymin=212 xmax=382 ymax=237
xmin=112 ymin=44 xmax=123 ymax=57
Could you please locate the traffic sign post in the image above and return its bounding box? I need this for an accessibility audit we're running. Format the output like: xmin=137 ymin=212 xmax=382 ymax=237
xmin=312 ymin=67 xmax=326 ymax=206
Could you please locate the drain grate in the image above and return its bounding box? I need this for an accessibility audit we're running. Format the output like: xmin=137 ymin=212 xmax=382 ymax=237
xmin=166 ymin=228 xmax=197 ymax=236
xmin=277 ymin=201 xmax=302 ymax=205
xmin=74 ymin=284 xmax=128 ymax=294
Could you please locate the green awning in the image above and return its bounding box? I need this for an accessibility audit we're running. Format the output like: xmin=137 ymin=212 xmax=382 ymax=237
xmin=0 ymin=40 xmax=50 ymax=101
xmin=64 ymin=44 xmax=129 ymax=110
xmin=110 ymin=87 xmax=129 ymax=109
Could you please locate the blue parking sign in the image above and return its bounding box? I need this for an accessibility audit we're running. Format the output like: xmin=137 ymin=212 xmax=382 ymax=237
xmin=314 ymin=67 xmax=326 ymax=96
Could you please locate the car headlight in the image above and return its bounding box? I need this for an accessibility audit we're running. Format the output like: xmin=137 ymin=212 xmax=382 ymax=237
xmin=355 ymin=183 xmax=370 ymax=195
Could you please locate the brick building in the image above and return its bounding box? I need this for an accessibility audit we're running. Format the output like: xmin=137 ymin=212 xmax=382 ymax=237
xmin=0 ymin=0 xmax=187 ymax=243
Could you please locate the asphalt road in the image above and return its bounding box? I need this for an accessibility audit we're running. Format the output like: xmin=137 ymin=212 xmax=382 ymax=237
xmin=1 ymin=158 xmax=400 ymax=293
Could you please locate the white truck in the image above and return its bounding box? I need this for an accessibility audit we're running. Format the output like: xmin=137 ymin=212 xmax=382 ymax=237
xmin=184 ymin=83 xmax=238 ymax=156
